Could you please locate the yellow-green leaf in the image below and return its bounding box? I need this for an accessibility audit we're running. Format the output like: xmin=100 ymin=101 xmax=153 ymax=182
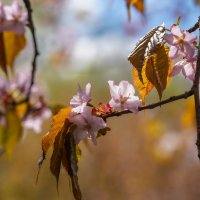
xmin=0 ymin=108 xmax=22 ymax=156
xmin=145 ymin=44 xmax=172 ymax=99
xmin=0 ymin=32 xmax=26 ymax=73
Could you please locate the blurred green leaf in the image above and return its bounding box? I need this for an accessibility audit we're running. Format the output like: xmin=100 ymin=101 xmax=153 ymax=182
xmin=0 ymin=108 xmax=23 ymax=156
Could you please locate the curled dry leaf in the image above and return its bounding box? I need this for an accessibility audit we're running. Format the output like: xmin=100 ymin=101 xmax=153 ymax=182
xmin=145 ymin=44 xmax=172 ymax=99
xmin=128 ymin=24 xmax=165 ymax=83
xmin=36 ymin=107 xmax=72 ymax=183
xmin=38 ymin=106 xmax=83 ymax=200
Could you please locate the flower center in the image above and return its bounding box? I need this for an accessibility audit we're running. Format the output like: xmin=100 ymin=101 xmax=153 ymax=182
xmin=120 ymin=95 xmax=129 ymax=105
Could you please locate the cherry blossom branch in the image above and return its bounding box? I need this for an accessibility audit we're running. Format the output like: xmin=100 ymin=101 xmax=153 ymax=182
xmin=103 ymin=89 xmax=194 ymax=120
xmin=22 ymin=0 xmax=39 ymax=102
xmin=193 ymin=17 xmax=200 ymax=159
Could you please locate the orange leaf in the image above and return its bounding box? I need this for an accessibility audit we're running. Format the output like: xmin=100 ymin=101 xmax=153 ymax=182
xmin=126 ymin=0 xmax=144 ymax=20
xmin=41 ymin=107 xmax=72 ymax=154
xmin=130 ymin=0 xmax=144 ymax=12
xmin=132 ymin=66 xmax=153 ymax=103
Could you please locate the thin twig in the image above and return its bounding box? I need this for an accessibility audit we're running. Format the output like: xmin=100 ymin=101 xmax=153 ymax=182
xmin=22 ymin=0 xmax=39 ymax=102
xmin=193 ymin=17 xmax=200 ymax=159
xmin=103 ymin=89 xmax=194 ymax=120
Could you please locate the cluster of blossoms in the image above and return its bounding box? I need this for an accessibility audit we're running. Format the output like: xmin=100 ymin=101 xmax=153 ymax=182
xmin=0 ymin=0 xmax=27 ymax=34
xmin=164 ymin=24 xmax=197 ymax=81
xmin=0 ymin=73 xmax=52 ymax=133
xmin=69 ymin=81 xmax=141 ymax=145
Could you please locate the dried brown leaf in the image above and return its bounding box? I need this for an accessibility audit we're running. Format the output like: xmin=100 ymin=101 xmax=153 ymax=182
xmin=145 ymin=44 xmax=172 ymax=99
xmin=128 ymin=25 xmax=165 ymax=83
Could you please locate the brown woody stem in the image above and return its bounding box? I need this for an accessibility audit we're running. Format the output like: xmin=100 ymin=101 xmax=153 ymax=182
xmin=193 ymin=17 xmax=200 ymax=159
xmin=103 ymin=89 xmax=194 ymax=120
xmin=22 ymin=0 xmax=39 ymax=102
xmin=187 ymin=21 xmax=199 ymax=33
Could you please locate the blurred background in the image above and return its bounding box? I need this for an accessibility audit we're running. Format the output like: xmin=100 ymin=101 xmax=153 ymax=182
xmin=0 ymin=0 xmax=200 ymax=199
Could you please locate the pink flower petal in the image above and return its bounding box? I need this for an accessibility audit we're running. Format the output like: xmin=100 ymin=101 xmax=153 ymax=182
xmin=183 ymin=31 xmax=197 ymax=43
xmin=170 ymin=25 xmax=183 ymax=37
xmin=183 ymin=43 xmax=195 ymax=59
xmin=119 ymin=80 xmax=135 ymax=97
xmin=168 ymin=46 xmax=179 ymax=59
xmin=108 ymin=80 xmax=119 ymax=100
xmin=73 ymin=127 xmax=87 ymax=144
xmin=170 ymin=65 xmax=182 ymax=77
xmin=70 ymin=107 xmax=107 ymax=145
xmin=11 ymin=0 xmax=21 ymax=17
xmin=182 ymin=63 xmax=195 ymax=80
xmin=125 ymin=97 xmax=141 ymax=113
xmin=85 ymin=83 xmax=91 ymax=98
xmin=163 ymin=33 xmax=176 ymax=45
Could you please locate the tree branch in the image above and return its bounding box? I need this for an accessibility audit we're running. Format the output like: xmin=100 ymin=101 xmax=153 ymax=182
xmin=193 ymin=17 xmax=200 ymax=159
xmin=22 ymin=0 xmax=39 ymax=102
xmin=187 ymin=21 xmax=199 ymax=33
xmin=103 ymin=89 xmax=194 ymax=120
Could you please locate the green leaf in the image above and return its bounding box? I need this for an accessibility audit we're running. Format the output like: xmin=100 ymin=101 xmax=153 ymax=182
xmin=176 ymin=16 xmax=181 ymax=25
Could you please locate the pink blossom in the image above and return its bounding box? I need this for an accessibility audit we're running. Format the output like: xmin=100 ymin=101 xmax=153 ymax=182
xmin=70 ymin=83 xmax=91 ymax=113
xmin=163 ymin=25 xmax=197 ymax=59
xmin=4 ymin=0 xmax=27 ymax=34
xmin=170 ymin=56 xmax=197 ymax=81
xmin=22 ymin=108 xmax=52 ymax=133
xmin=69 ymin=107 xmax=107 ymax=145
xmin=108 ymin=80 xmax=141 ymax=113
xmin=22 ymin=95 xmax=52 ymax=133
xmin=0 ymin=72 xmax=52 ymax=133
